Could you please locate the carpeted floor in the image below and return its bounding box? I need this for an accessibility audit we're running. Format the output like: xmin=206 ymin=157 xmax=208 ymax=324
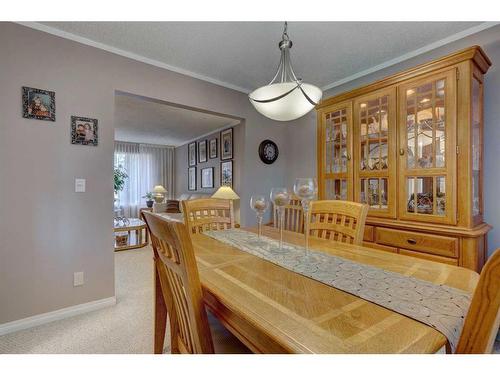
xmin=0 ymin=246 xmax=499 ymax=354
xmin=0 ymin=246 xmax=169 ymax=354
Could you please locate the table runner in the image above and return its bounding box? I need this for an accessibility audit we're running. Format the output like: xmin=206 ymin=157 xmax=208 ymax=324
xmin=203 ymin=229 xmax=472 ymax=352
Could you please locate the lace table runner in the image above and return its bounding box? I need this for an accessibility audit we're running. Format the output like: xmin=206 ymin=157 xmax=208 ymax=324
xmin=203 ymin=229 xmax=472 ymax=352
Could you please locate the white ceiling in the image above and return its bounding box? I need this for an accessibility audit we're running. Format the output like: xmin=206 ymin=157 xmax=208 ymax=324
xmin=38 ymin=21 xmax=490 ymax=93
xmin=114 ymin=94 xmax=239 ymax=146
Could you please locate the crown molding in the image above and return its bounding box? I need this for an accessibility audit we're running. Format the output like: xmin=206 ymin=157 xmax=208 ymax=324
xmin=321 ymin=21 xmax=500 ymax=92
xmin=15 ymin=21 xmax=252 ymax=94
xmin=15 ymin=21 xmax=499 ymax=97
xmin=176 ymin=122 xmax=240 ymax=148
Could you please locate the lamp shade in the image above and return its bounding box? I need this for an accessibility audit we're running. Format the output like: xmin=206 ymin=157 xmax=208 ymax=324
xmin=153 ymin=185 xmax=167 ymax=194
xmin=211 ymin=186 xmax=240 ymax=200
xmin=249 ymin=82 xmax=322 ymax=122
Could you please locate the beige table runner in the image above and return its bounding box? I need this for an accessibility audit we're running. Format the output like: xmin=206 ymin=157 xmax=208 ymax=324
xmin=204 ymin=229 xmax=471 ymax=352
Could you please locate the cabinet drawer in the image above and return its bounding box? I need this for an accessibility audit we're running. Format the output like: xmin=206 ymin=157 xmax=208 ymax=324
xmin=376 ymin=228 xmax=458 ymax=258
xmin=399 ymin=249 xmax=458 ymax=266
xmin=363 ymin=225 xmax=374 ymax=242
xmin=363 ymin=241 xmax=397 ymax=253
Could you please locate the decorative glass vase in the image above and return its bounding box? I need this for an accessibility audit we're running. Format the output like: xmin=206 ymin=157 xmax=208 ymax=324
xmin=250 ymin=195 xmax=269 ymax=240
xmin=293 ymin=178 xmax=317 ymax=256
xmin=270 ymin=188 xmax=291 ymax=251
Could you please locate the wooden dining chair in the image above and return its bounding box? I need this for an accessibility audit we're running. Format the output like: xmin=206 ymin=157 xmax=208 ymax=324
xmin=273 ymin=195 xmax=304 ymax=233
xmin=455 ymin=248 xmax=500 ymax=354
xmin=308 ymin=200 xmax=368 ymax=245
xmin=142 ymin=211 xmax=250 ymax=354
xmin=182 ymin=198 xmax=235 ymax=234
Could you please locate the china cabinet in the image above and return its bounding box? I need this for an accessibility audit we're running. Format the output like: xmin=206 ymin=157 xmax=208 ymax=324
xmin=317 ymin=46 xmax=491 ymax=271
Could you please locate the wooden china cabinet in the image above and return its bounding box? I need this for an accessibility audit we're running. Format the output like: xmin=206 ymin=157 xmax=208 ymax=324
xmin=317 ymin=46 xmax=491 ymax=272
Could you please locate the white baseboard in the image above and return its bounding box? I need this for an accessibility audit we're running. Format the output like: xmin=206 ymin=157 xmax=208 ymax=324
xmin=0 ymin=296 xmax=116 ymax=336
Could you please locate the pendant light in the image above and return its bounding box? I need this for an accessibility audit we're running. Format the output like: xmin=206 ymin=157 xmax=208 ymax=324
xmin=249 ymin=22 xmax=322 ymax=121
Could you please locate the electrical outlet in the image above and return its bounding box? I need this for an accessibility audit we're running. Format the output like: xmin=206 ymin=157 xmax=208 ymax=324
xmin=75 ymin=178 xmax=86 ymax=193
xmin=73 ymin=272 xmax=84 ymax=287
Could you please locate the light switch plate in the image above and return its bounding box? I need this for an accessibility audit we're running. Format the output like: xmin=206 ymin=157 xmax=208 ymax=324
xmin=75 ymin=178 xmax=86 ymax=193
xmin=74 ymin=271 xmax=84 ymax=287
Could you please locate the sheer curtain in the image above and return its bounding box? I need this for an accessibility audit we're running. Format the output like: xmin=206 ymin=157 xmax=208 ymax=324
xmin=114 ymin=141 xmax=175 ymax=218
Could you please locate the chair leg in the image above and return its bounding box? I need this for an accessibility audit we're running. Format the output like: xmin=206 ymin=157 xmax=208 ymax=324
xmin=154 ymin=266 xmax=168 ymax=354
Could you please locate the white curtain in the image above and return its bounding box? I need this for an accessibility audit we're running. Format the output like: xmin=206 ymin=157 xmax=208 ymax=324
xmin=114 ymin=141 xmax=175 ymax=218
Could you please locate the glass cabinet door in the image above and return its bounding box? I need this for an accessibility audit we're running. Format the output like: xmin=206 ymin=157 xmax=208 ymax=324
xmin=398 ymin=69 xmax=457 ymax=224
xmin=353 ymin=88 xmax=397 ymax=218
xmin=318 ymin=102 xmax=353 ymax=200
xmin=472 ymin=70 xmax=484 ymax=225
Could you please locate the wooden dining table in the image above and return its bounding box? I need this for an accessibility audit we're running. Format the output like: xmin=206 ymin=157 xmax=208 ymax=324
xmin=191 ymin=226 xmax=479 ymax=354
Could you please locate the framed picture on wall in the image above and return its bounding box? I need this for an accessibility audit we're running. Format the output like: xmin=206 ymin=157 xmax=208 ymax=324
xmin=220 ymin=128 xmax=233 ymax=160
xmin=71 ymin=116 xmax=98 ymax=146
xmin=22 ymin=86 xmax=56 ymax=121
xmin=221 ymin=160 xmax=233 ymax=188
xmin=188 ymin=167 xmax=197 ymax=191
xmin=201 ymin=167 xmax=214 ymax=188
xmin=209 ymin=138 xmax=218 ymax=159
xmin=188 ymin=142 xmax=197 ymax=166
xmin=198 ymin=140 xmax=207 ymax=163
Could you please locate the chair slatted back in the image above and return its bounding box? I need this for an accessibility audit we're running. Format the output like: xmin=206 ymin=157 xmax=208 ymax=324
xmin=143 ymin=212 xmax=214 ymax=354
xmin=273 ymin=195 xmax=304 ymax=234
xmin=182 ymin=199 xmax=234 ymax=234
xmin=309 ymin=200 xmax=368 ymax=245
xmin=456 ymin=249 xmax=500 ymax=354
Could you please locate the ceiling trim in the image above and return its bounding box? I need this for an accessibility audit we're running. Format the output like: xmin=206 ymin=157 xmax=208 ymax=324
xmin=16 ymin=21 xmax=499 ymax=96
xmin=15 ymin=21 xmax=252 ymax=94
xmin=176 ymin=122 xmax=241 ymax=148
xmin=321 ymin=21 xmax=500 ymax=91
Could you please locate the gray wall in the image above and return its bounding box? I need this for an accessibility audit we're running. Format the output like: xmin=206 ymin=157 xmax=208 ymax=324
xmin=174 ymin=123 xmax=244 ymax=197
xmin=285 ymin=25 xmax=500 ymax=256
xmin=0 ymin=22 xmax=289 ymax=325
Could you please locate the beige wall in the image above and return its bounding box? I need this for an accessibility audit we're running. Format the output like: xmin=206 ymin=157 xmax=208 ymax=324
xmin=0 ymin=22 xmax=291 ymax=324
xmin=285 ymin=25 xmax=500 ymax=256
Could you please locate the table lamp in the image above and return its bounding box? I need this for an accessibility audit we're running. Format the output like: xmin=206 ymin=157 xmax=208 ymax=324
xmin=152 ymin=185 xmax=167 ymax=203
xmin=212 ymin=185 xmax=241 ymax=225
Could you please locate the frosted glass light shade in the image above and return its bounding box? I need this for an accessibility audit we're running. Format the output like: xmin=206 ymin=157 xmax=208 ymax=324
xmin=249 ymin=82 xmax=323 ymax=121
xmin=212 ymin=186 xmax=240 ymax=200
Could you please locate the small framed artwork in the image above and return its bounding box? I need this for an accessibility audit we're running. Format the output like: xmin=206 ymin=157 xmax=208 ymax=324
xmin=22 ymin=86 xmax=55 ymax=121
xmin=221 ymin=160 xmax=233 ymax=188
xmin=220 ymin=128 xmax=233 ymax=160
xmin=71 ymin=116 xmax=98 ymax=146
xmin=188 ymin=142 xmax=197 ymax=167
xmin=188 ymin=167 xmax=197 ymax=191
xmin=198 ymin=140 xmax=207 ymax=163
xmin=209 ymin=138 xmax=218 ymax=159
xmin=201 ymin=167 xmax=214 ymax=189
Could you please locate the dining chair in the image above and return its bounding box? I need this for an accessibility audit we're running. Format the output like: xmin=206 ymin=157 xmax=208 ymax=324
xmin=308 ymin=200 xmax=368 ymax=245
xmin=142 ymin=211 xmax=250 ymax=354
xmin=273 ymin=194 xmax=304 ymax=233
xmin=455 ymin=248 xmax=500 ymax=354
xmin=182 ymin=198 xmax=235 ymax=234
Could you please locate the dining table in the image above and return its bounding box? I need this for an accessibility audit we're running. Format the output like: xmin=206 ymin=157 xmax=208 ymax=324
xmin=190 ymin=225 xmax=479 ymax=354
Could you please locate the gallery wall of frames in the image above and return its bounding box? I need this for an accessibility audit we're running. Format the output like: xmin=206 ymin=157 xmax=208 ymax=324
xmin=187 ymin=127 xmax=235 ymax=192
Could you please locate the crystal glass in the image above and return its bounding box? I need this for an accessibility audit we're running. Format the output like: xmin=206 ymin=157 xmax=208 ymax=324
xmin=270 ymin=188 xmax=291 ymax=251
xmin=250 ymin=195 xmax=269 ymax=239
xmin=293 ymin=178 xmax=317 ymax=256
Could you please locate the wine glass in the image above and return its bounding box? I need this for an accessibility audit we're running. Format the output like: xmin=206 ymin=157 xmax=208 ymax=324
xmin=270 ymin=188 xmax=290 ymax=251
xmin=250 ymin=195 xmax=269 ymax=239
xmin=293 ymin=178 xmax=317 ymax=256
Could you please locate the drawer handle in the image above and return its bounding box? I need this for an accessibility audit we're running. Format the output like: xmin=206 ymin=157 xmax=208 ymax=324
xmin=407 ymin=238 xmax=417 ymax=245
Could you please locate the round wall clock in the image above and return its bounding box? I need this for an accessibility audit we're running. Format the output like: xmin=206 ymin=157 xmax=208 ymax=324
xmin=258 ymin=140 xmax=279 ymax=164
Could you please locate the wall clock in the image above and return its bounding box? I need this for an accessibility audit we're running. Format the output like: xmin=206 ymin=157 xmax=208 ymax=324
xmin=258 ymin=140 xmax=279 ymax=164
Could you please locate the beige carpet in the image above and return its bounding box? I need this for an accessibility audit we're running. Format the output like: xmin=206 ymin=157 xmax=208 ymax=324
xmin=0 ymin=246 xmax=499 ymax=354
xmin=0 ymin=246 xmax=169 ymax=354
